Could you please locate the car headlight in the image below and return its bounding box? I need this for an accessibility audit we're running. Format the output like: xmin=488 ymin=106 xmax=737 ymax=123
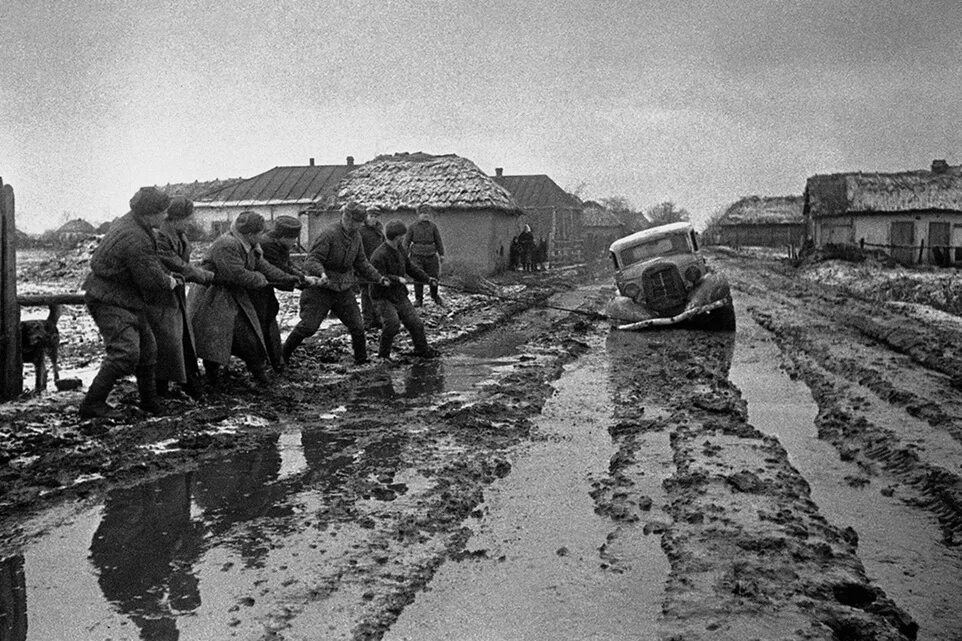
xmin=685 ymin=266 xmax=702 ymax=284
xmin=623 ymin=283 xmax=641 ymax=299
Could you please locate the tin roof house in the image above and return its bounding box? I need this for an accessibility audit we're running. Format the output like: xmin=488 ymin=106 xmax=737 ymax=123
xmin=716 ymin=195 xmax=805 ymax=248
xmin=491 ymin=169 xmax=584 ymax=265
xmin=307 ymin=152 xmax=522 ymax=274
xmin=193 ymin=158 xmax=356 ymax=244
xmin=805 ymin=160 xmax=962 ymax=266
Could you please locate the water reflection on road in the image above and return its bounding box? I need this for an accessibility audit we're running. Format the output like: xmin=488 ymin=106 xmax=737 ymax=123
xmin=10 ymin=349 xmax=516 ymax=640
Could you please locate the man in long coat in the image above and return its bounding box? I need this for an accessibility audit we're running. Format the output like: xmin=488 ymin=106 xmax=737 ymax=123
xmin=80 ymin=187 xmax=179 ymax=418
xmin=149 ymin=196 xmax=214 ymax=398
xmin=358 ymin=206 xmax=386 ymax=330
xmin=282 ymin=202 xmax=390 ymax=366
xmin=187 ymin=211 xmax=299 ymax=386
xmin=403 ymin=204 xmax=445 ymax=306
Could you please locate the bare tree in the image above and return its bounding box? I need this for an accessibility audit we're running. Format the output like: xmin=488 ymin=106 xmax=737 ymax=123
xmin=645 ymin=201 xmax=690 ymax=226
xmin=602 ymin=196 xmax=649 ymax=232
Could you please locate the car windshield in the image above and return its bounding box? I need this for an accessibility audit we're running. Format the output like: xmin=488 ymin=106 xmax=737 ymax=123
xmin=618 ymin=234 xmax=690 ymax=267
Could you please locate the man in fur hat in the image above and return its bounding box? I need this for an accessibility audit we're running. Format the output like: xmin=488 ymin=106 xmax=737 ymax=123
xmin=370 ymin=220 xmax=439 ymax=360
xmin=187 ymin=211 xmax=300 ymax=387
xmin=252 ymin=215 xmax=321 ymax=372
xmin=149 ymin=196 xmax=214 ymax=399
xmin=80 ymin=187 xmax=179 ymax=418
xmin=282 ymin=202 xmax=390 ymax=366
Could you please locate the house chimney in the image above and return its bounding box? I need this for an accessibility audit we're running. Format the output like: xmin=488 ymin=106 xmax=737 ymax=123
xmin=309 ymin=158 xmax=315 ymax=166
xmin=932 ymin=159 xmax=949 ymax=173
xmin=347 ymin=156 xmax=355 ymax=168
xmin=495 ymin=167 xmax=503 ymax=177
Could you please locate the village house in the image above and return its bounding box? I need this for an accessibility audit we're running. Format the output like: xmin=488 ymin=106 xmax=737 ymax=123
xmin=192 ymin=158 xmax=356 ymax=246
xmin=53 ymin=218 xmax=96 ymax=247
xmin=304 ymin=152 xmax=521 ymax=275
xmin=491 ymin=169 xmax=584 ymax=265
xmin=715 ymin=195 xmax=805 ymax=249
xmin=581 ymin=200 xmax=627 ymax=260
xmin=805 ymin=160 xmax=962 ymax=266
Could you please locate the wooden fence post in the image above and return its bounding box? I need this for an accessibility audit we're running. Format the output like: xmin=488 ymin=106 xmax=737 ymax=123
xmin=0 ymin=178 xmax=22 ymax=400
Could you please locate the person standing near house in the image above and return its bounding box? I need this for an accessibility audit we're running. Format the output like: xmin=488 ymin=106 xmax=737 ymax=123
xmin=79 ymin=187 xmax=179 ymax=419
xmin=282 ymin=202 xmax=390 ymax=366
xmin=403 ymin=204 xmax=445 ymax=306
xmin=187 ymin=211 xmax=300 ymax=387
xmin=370 ymin=220 xmax=439 ymax=360
xmin=359 ymin=206 xmax=386 ymax=330
xmin=517 ymin=224 xmax=535 ymax=271
xmin=251 ymin=215 xmax=318 ymax=373
xmin=149 ymin=196 xmax=215 ymax=399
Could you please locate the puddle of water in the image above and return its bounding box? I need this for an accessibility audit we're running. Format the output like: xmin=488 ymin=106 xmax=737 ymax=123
xmin=385 ymin=339 xmax=669 ymax=641
xmin=730 ymin=314 xmax=962 ymax=641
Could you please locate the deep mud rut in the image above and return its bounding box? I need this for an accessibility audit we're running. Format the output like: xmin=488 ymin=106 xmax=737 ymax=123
xmin=1 ymin=253 xmax=961 ymax=640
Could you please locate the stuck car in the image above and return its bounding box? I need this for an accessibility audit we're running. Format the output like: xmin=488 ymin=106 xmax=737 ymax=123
xmin=605 ymin=222 xmax=735 ymax=331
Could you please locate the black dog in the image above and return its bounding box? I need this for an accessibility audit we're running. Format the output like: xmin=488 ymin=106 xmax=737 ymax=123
xmin=20 ymin=305 xmax=60 ymax=394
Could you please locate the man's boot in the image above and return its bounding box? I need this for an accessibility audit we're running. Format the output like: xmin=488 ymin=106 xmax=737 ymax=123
xmin=79 ymin=367 xmax=122 ymax=419
xmin=351 ymin=330 xmax=369 ymax=365
xmin=182 ymin=373 xmax=205 ymax=401
xmin=156 ymin=379 xmax=170 ymax=398
xmin=204 ymin=361 xmax=220 ymax=387
xmin=282 ymin=332 xmax=305 ymax=365
xmin=136 ymin=366 xmax=164 ymax=415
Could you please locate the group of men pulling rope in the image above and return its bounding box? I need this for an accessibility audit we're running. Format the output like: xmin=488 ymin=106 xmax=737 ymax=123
xmin=78 ymin=187 xmax=445 ymax=419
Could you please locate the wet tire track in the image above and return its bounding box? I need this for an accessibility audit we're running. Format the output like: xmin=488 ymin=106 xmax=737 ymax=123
xmin=598 ymin=327 xmax=916 ymax=640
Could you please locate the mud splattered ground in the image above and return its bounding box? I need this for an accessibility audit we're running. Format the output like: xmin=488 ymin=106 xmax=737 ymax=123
xmin=2 ymin=249 xmax=960 ymax=640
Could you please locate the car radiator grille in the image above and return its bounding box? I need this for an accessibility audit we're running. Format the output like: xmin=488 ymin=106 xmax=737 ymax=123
xmin=643 ymin=265 xmax=687 ymax=314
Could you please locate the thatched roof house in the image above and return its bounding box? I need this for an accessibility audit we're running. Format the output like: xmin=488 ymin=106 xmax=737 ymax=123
xmin=308 ymin=152 xmax=522 ymax=274
xmin=805 ymin=160 xmax=962 ymax=266
xmin=491 ymin=169 xmax=584 ymax=265
xmin=581 ymin=201 xmax=627 ymax=260
xmin=52 ymin=218 xmax=96 ymax=248
xmin=158 ymin=177 xmax=244 ymax=200
xmin=716 ymin=195 xmax=805 ymax=248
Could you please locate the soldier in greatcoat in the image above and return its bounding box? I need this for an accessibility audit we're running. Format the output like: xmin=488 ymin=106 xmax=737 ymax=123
xmin=403 ymin=204 xmax=445 ymax=306
xmin=358 ymin=206 xmax=386 ymax=330
xmin=282 ymin=202 xmax=390 ymax=366
xmin=370 ymin=220 xmax=439 ymax=360
xmin=80 ymin=187 xmax=179 ymax=418
xmin=149 ymin=196 xmax=214 ymax=398
xmin=187 ymin=211 xmax=299 ymax=387
xmin=251 ymin=216 xmax=319 ymax=372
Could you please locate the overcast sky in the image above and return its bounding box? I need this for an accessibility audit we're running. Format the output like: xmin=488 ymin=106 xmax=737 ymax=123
xmin=2 ymin=0 xmax=960 ymax=233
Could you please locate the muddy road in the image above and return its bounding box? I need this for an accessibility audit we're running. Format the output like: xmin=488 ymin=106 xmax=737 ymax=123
xmin=1 ymin=252 xmax=961 ymax=640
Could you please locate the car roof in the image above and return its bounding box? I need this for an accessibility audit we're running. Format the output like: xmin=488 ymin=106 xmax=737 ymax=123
xmin=608 ymin=222 xmax=693 ymax=253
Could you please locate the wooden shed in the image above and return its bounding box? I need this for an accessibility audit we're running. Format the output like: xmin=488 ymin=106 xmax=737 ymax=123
xmin=716 ymin=195 xmax=805 ymax=248
xmin=305 ymin=152 xmax=522 ymax=275
xmin=491 ymin=169 xmax=584 ymax=265
xmin=805 ymin=160 xmax=962 ymax=266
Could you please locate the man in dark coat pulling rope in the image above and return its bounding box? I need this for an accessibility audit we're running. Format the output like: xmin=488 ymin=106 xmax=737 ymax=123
xmin=369 ymin=220 xmax=439 ymax=361
xmin=80 ymin=187 xmax=179 ymax=418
